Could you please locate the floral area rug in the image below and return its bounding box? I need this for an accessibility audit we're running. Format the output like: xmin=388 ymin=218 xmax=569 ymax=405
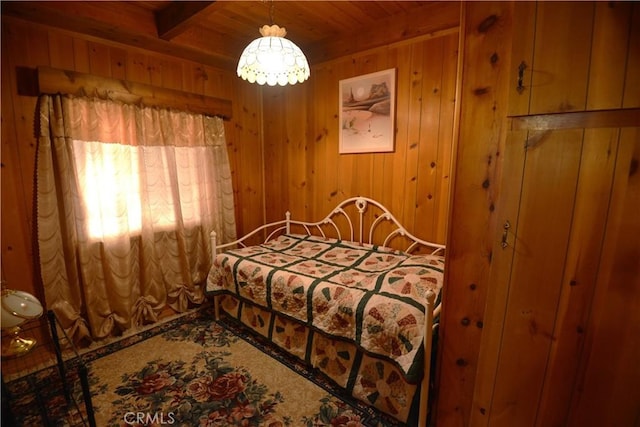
xmin=83 ymin=306 xmax=406 ymax=427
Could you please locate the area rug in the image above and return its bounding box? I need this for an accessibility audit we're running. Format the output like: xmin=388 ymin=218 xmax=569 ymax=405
xmin=4 ymin=307 xmax=409 ymax=426
xmin=0 ymin=304 xmax=414 ymax=427
xmin=86 ymin=307 xmax=408 ymax=426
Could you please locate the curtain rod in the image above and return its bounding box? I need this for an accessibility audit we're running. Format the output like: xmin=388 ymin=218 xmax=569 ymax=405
xmin=29 ymin=66 xmax=232 ymax=120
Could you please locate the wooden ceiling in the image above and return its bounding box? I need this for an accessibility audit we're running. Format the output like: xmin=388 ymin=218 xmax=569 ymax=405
xmin=1 ymin=1 xmax=460 ymax=71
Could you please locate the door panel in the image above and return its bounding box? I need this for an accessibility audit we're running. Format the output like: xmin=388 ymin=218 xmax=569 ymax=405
xmin=489 ymin=129 xmax=583 ymax=425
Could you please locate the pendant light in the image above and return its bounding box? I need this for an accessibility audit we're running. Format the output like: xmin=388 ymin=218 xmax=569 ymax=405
xmin=236 ymin=3 xmax=310 ymax=86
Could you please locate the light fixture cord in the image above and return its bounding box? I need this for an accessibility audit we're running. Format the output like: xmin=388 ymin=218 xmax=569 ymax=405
xmin=268 ymin=0 xmax=275 ymax=25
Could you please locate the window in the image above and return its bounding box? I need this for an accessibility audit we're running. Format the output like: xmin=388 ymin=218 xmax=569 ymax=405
xmin=73 ymin=140 xmax=210 ymax=240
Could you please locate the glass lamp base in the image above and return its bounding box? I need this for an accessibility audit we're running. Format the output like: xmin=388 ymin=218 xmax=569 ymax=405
xmin=1 ymin=327 xmax=37 ymax=358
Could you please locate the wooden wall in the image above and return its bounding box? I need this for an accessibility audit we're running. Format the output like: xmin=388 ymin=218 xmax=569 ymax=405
xmin=435 ymin=3 xmax=514 ymax=425
xmin=440 ymin=2 xmax=640 ymax=426
xmin=0 ymin=16 xmax=266 ymax=299
xmin=262 ymin=30 xmax=459 ymax=245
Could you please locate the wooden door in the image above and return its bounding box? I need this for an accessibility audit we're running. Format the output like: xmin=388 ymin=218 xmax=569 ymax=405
xmin=477 ymin=124 xmax=639 ymax=426
xmin=470 ymin=2 xmax=640 ymax=426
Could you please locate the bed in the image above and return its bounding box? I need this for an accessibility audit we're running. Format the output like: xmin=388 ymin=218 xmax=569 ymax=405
xmin=205 ymin=197 xmax=445 ymax=425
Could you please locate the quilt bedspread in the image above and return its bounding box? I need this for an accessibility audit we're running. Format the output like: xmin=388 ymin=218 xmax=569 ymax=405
xmin=206 ymin=234 xmax=444 ymax=382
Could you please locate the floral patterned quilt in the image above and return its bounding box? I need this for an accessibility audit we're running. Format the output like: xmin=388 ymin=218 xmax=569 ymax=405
xmin=206 ymin=234 xmax=444 ymax=383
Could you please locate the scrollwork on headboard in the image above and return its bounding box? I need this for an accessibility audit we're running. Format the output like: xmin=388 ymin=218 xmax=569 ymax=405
xmin=211 ymin=196 xmax=445 ymax=256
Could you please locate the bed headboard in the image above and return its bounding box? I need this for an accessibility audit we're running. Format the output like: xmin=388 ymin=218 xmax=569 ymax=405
xmin=211 ymin=196 xmax=445 ymax=255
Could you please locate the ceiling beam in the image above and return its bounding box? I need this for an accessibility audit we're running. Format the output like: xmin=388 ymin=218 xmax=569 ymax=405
xmin=1 ymin=2 xmax=235 ymax=70
xmin=155 ymin=1 xmax=219 ymax=40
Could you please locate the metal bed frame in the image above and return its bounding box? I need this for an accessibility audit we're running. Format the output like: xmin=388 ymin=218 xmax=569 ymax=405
xmin=210 ymin=196 xmax=445 ymax=426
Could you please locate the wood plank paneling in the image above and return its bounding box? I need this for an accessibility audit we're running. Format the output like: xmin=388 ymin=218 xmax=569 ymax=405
xmin=261 ymin=30 xmax=458 ymax=247
xmin=48 ymin=31 xmax=75 ymax=70
xmin=623 ymin=4 xmax=640 ymax=109
xmin=470 ymin=129 xmax=528 ymax=427
xmin=470 ymin=2 xmax=640 ymax=426
xmin=407 ymin=41 xmax=429 ymax=236
xmin=567 ymin=128 xmax=640 ymax=426
xmin=433 ymin=33 xmax=458 ymax=244
xmin=125 ymin=52 xmax=152 ymax=84
xmin=566 ymin=4 xmax=640 ymax=423
xmin=388 ymin=44 xmax=413 ymax=228
xmin=72 ymin=38 xmax=91 ymax=74
xmin=490 ymin=129 xmax=583 ymax=425
xmin=285 ymin=85 xmax=309 ymax=220
xmin=535 ymin=128 xmax=620 ymax=426
xmin=110 ymin=47 xmax=128 ymax=80
xmin=1 ymin=21 xmax=37 ymax=297
xmin=587 ymin=2 xmax=633 ymax=110
xmin=87 ymin=41 xmax=111 ymax=77
xmin=507 ymin=1 xmax=536 ymax=117
xmin=529 ymin=2 xmax=594 ymax=114
xmin=263 ymin=86 xmax=289 ymax=220
xmin=436 ymin=3 xmax=513 ymax=425
xmin=413 ymin=35 xmax=457 ymax=243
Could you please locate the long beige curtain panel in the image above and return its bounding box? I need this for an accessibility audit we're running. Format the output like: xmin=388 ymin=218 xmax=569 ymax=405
xmin=36 ymin=94 xmax=236 ymax=345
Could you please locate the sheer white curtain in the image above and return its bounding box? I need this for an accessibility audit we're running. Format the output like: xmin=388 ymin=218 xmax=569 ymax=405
xmin=36 ymin=94 xmax=236 ymax=344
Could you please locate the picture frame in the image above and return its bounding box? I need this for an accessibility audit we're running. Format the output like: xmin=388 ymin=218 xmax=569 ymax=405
xmin=339 ymin=68 xmax=396 ymax=154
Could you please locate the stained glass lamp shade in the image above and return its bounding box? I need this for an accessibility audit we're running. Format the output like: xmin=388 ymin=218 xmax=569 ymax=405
xmin=237 ymin=24 xmax=310 ymax=86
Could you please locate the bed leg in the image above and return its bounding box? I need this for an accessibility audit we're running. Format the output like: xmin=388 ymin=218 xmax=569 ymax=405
xmin=419 ymin=292 xmax=435 ymax=426
xmin=210 ymin=229 xmax=220 ymax=321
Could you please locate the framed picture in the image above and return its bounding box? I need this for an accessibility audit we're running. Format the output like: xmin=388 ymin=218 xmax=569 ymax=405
xmin=339 ymin=68 xmax=396 ymax=154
